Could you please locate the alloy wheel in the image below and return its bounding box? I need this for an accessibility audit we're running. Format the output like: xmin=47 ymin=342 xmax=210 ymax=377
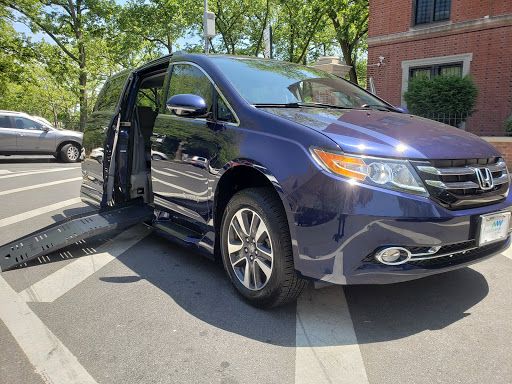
xmin=67 ymin=145 xmax=79 ymax=161
xmin=227 ymin=208 xmax=273 ymax=291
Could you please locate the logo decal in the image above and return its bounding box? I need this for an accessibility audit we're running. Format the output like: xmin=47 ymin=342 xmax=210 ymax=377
xmin=474 ymin=167 xmax=494 ymax=191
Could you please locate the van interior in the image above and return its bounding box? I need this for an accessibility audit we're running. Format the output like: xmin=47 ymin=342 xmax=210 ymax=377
xmin=128 ymin=65 xmax=167 ymax=205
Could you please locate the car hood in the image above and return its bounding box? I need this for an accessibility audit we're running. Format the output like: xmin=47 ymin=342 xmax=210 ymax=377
xmin=262 ymin=107 xmax=500 ymax=160
xmin=59 ymin=129 xmax=83 ymax=141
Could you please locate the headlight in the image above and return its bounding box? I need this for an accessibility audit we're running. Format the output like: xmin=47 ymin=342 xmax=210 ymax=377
xmin=311 ymin=148 xmax=427 ymax=195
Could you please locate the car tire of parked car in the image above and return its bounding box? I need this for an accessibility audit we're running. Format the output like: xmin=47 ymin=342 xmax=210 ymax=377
xmin=220 ymin=187 xmax=308 ymax=308
xmin=60 ymin=143 xmax=81 ymax=163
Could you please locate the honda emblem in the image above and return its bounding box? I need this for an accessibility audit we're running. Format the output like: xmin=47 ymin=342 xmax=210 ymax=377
xmin=474 ymin=168 xmax=494 ymax=190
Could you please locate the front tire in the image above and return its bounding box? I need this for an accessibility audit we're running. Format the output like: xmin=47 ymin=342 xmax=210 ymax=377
xmin=60 ymin=143 xmax=80 ymax=163
xmin=220 ymin=187 xmax=307 ymax=308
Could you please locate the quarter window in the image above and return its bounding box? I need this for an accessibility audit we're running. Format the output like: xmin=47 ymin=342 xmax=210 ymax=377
xmin=0 ymin=116 xmax=14 ymax=128
xmin=168 ymin=64 xmax=214 ymax=113
xmin=415 ymin=0 xmax=451 ymax=25
xmin=216 ymin=96 xmax=236 ymax=123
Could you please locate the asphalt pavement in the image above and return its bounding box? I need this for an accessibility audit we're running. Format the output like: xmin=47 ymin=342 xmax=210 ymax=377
xmin=0 ymin=156 xmax=511 ymax=384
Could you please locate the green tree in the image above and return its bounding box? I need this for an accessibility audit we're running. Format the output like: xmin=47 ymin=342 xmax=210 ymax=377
xmin=118 ymin=0 xmax=201 ymax=55
xmin=272 ymin=0 xmax=328 ymax=63
xmin=1 ymin=0 xmax=117 ymax=130
xmin=326 ymin=0 xmax=368 ymax=84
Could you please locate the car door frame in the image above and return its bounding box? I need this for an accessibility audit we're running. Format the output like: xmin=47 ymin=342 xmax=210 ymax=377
xmin=154 ymin=61 xmax=240 ymax=230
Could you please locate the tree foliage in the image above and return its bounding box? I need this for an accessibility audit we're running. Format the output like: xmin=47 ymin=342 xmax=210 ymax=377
xmin=0 ymin=0 xmax=371 ymax=129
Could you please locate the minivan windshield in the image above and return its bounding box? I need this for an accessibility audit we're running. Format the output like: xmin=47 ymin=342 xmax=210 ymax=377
xmin=210 ymin=57 xmax=389 ymax=109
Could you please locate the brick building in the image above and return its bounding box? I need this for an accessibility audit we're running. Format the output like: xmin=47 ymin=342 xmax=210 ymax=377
xmin=367 ymin=0 xmax=512 ymax=141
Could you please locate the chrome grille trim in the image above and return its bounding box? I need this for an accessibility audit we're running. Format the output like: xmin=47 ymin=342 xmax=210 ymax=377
xmin=425 ymin=174 xmax=509 ymax=190
xmin=413 ymin=157 xmax=509 ymax=209
xmin=409 ymin=246 xmax=478 ymax=261
xmin=417 ymin=160 xmax=507 ymax=177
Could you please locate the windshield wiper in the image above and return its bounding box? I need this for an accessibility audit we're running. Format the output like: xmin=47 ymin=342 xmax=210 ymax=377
xmin=359 ymin=104 xmax=397 ymax=112
xmin=254 ymin=102 xmax=351 ymax=110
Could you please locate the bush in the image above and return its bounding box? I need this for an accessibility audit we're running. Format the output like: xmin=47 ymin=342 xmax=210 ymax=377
xmin=505 ymin=115 xmax=512 ymax=135
xmin=404 ymin=75 xmax=478 ymax=127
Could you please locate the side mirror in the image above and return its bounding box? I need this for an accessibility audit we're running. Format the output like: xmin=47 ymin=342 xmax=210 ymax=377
xmin=41 ymin=126 xmax=50 ymax=132
xmin=166 ymin=94 xmax=207 ymax=118
xmin=395 ymin=106 xmax=409 ymax=113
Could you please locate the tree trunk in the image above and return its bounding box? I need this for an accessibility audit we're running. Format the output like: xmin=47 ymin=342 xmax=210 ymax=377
xmin=78 ymin=41 xmax=87 ymax=132
xmin=340 ymin=42 xmax=358 ymax=84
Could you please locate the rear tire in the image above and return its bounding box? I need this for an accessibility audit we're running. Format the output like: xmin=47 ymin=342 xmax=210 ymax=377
xmin=220 ymin=187 xmax=307 ymax=308
xmin=60 ymin=143 xmax=80 ymax=163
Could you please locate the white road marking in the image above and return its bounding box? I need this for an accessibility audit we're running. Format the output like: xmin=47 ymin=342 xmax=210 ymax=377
xmin=151 ymin=168 xmax=178 ymax=178
xmin=0 ymin=177 xmax=82 ymax=197
xmin=502 ymin=243 xmax=512 ymax=260
xmin=295 ymin=286 xmax=369 ymax=384
xmin=20 ymin=225 xmax=151 ymax=303
xmin=163 ymin=167 xmax=206 ymax=180
xmin=0 ymin=275 xmax=98 ymax=384
xmin=152 ymin=177 xmax=209 ymax=196
xmin=0 ymin=167 xmax=78 ymax=180
xmin=185 ymin=170 xmax=203 ymax=177
xmin=0 ymin=197 xmax=82 ymax=228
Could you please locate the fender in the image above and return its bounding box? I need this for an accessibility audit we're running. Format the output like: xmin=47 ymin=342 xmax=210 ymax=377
xmin=212 ymin=158 xmax=301 ymax=267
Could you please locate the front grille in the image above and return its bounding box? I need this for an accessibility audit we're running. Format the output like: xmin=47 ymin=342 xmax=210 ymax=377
xmin=413 ymin=157 xmax=509 ymax=209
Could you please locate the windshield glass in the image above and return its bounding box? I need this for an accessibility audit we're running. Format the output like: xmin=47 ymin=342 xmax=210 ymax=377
xmin=210 ymin=57 xmax=387 ymax=108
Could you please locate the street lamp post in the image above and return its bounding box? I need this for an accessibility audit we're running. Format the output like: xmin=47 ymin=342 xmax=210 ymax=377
xmin=204 ymin=0 xmax=209 ymax=54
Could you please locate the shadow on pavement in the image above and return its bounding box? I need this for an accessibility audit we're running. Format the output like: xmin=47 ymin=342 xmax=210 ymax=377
xmin=102 ymin=232 xmax=489 ymax=347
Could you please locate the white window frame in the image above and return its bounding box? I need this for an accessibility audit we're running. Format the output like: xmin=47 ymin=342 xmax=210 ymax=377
xmin=400 ymin=53 xmax=473 ymax=105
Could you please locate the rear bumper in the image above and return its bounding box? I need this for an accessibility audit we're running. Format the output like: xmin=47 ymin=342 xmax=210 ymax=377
xmin=286 ymin=170 xmax=512 ymax=285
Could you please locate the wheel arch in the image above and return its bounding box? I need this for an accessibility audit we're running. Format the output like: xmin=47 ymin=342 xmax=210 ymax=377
xmin=212 ymin=161 xmax=299 ymax=263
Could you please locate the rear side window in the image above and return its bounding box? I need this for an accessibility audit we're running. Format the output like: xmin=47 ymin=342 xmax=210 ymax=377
xmin=94 ymin=72 xmax=130 ymax=113
xmin=168 ymin=64 xmax=214 ymax=111
xmin=0 ymin=115 xmax=14 ymax=128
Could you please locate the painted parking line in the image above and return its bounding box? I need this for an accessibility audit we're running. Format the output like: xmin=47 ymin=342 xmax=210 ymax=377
xmin=295 ymin=286 xmax=369 ymax=384
xmin=0 ymin=197 xmax=82 ymax=228
xmin=19 ymin=225 xmax=151 ymax=303
xmin=0 ymin=275 xmax=98 ymax=384
xmin=0 ymin=167 xmax=79 ymax=180
xmin=163 ymin=167 xmax=206 ymax=180
xmin=502 ymin=244 xmax=512 ymax=260
xmin=0 ymin=177 xmax=82 ymax=197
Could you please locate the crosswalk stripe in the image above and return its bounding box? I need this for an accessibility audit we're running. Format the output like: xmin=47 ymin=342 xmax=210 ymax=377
xmin=19 ymin=225 xmax=151 ymax=303
xmin=0 ymin=197 xmax=82 ymax=228
xmin=295 ymin=286 xmax=369 ymax=384
xmin=0 ymin=177 xmax=82 ymax=196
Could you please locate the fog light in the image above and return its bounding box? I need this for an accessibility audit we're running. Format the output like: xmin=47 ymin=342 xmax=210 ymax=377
xmin=375 ymin=247 xmax=411 ymax=265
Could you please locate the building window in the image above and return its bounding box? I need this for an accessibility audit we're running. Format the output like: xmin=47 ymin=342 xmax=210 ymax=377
xmin=409 ymin=62 xmax=462 ymax=79
xmin=415 ymin=0 xmax=451 ymax=25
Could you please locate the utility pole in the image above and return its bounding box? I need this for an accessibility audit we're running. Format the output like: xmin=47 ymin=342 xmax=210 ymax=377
xmin=203 ymin=0 xmax=215 ymax=54
xmin=204 ymin=0 xmax=209 ymax=54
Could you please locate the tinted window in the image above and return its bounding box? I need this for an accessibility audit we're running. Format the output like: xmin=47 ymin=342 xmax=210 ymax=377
xmin=94 ymin=71 xmax=130 ymax=113
xmin=0 ymin=116 xmax=14 ymax=128
xmin=168 ymin=64 xmax=213 ymax=112
xmin=13 ymin=117 xmax=43 ymax=130
xmin=210 ymin=57 xmax=386 ymax=108
xmin=217 ymin=96 xmax=236 ymax=123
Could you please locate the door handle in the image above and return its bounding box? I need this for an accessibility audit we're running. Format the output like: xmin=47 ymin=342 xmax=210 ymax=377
xmin=19 ymin=134 xmax=25 ymax=137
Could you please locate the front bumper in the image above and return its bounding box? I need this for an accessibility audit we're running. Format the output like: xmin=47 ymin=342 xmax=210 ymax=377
xmin=286 ymin=170 xmax=512 ymax=285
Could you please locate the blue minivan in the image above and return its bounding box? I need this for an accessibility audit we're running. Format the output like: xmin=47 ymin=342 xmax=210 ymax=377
xmin=3 ymin=53 xmax=511 ymax=308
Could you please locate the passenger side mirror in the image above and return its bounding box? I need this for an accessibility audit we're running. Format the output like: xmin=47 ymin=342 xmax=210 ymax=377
xmin=41 ymin=126 xmax=50 ymax=132
xmin=166 ymin=94 xmax=207 ymax=118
